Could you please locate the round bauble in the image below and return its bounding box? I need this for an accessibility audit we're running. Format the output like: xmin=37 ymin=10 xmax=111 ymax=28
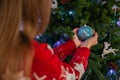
xmin=78 ymin=25 xmax=93 ymax=41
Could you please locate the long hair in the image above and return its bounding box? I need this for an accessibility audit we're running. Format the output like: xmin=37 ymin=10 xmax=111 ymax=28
xmin=0 ymin=0 xmax=51 ymax=79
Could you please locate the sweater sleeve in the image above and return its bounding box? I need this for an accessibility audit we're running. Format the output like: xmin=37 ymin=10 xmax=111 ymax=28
xmin=53 ymin=40 xmax=76 ymax=61
xmin=32 ymin=41 xmax=90 ymax=80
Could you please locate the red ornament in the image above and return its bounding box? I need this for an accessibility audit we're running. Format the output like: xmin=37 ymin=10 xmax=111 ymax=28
xmin=109 ymin=62 xmax=118 ymax=70
xmin=61 ymin=0 xmax=70 ymax=4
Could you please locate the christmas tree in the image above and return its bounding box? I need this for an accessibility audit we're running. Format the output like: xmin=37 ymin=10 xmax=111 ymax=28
xmin=35 ymin=0 xmax=120 ymax=80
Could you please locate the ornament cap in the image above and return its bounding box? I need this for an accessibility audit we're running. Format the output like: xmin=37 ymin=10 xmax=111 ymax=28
xmin=84 ymin=24 xmax=87 ymax=26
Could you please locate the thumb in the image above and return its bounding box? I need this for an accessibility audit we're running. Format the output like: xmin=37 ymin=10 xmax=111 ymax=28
xmin=73 ymin=28 xmax=79 ymax=32
xmin=93 ymin=32 xmax=98 ymax=38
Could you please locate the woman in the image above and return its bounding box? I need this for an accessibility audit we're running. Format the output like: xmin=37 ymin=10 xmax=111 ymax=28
xmin=0 ymin=0 xmax=98 ymax=80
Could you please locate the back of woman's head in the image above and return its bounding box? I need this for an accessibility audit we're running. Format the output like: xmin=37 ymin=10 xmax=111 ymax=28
xmin=0 ymin=0 xmax=51 ymax=79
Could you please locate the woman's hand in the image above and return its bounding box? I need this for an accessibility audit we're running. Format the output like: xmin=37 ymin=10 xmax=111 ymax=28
xmin=72 ymin=28 xmax=81 ymax=48
xmin=80 ymin=31 xmax=98 ymax=49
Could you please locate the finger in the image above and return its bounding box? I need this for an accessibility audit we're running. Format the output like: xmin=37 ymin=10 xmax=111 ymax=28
xmin=92 ymin=29 xmax=97 ymax=37
xmin=92 ymin=29 xmax=95 ymax=34
xmin=75 ymin=27 xmax=79 ymax=31
xmin=92 ymin=33 xmax=98 ymax=40
xmin=95 ymin=32 xmax=98 ymax=38
xmin=73 ymin=28 xmax=78 ymax=32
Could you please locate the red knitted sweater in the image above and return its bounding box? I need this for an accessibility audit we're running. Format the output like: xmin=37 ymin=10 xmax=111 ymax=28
xmin=32 ymin=40 xmax=90 ymax=80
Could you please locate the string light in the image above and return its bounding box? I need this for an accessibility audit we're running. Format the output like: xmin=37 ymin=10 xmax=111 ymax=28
xmin=68 ymin=11 xmax=73 ymax=15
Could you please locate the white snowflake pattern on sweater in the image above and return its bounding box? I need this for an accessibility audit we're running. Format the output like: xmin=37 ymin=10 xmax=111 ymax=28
xmin=74 ymin=63 xmax=85 ymax=79
xmin=33 ymin=73 xmax=47 ymax=80
xmin=60 ymin=66 xmax=76 ymax=80
xmin=33 ymin=73 xmax=56 ymax=80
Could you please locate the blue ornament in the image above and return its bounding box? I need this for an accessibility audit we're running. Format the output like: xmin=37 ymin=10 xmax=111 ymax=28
xmin=106 ymin=69 xmax=118 ymax=80
xmin=53 ymin=38 xmax=65 ymax=48
xmin=117 ymin=20 xmax=120 ymax=27
xmin=78 ymin=25 xmax=93 ymax=41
